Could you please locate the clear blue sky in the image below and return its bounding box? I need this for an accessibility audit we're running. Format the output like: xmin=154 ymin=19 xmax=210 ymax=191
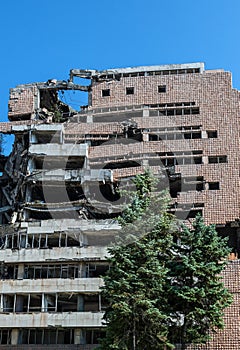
xmin=0 ymin=0 xmax=239 ymax=153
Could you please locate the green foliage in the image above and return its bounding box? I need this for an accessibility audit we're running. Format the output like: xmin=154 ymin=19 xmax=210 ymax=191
xmin=166 ymin=215 xmax=232 ymax=349
xmin=98 ymin=170 xmax=232 ymax=350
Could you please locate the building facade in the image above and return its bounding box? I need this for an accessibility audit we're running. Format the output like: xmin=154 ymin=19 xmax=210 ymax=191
xmin=0 ymin=62 xmax=239 ymax=349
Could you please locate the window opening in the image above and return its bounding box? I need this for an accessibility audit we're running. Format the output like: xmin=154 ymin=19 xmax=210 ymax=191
xmin=158 ymin=85 xmax=166 ymax=93
xmin=208 ymin=156 xmax=227 ymax=164
xmin=207 ymin=130 xmax=217 ymax=138
xmin=126 ymin=87 xmax=134 ymax=95
xmin=208 ymin=182 xmax=220 ymax=190
xmin=102 ymin=89 xmax=110 ymax=97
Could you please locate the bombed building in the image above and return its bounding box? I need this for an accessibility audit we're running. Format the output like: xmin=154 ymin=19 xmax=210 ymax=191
xmin=0 ymin=62 xmax=239 ymax=349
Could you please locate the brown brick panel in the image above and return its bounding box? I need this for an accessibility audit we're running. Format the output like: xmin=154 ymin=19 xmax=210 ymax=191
xmin=89 ymin=141 xmax=205 ymax=159
xmin=0 ymin=120 xmax=45 ymax=134
xmin=91 ymin=72 xmax=232 ymax=109
xmin=64 ymin=122 xmax=123 ymax=135
xmin=8 ymin=86 xmax=38 ymax=119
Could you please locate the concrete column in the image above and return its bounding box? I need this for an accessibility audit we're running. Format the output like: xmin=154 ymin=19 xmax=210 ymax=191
xmin=25 ymin=184 xmax=32 ymax=202
xmin=27 ymin=158 xmax=36 ymax=174
xmin=143 ymin=108 xmax=149 ymax=117
xmin=20 ymin=234 xmax=26 ymax=248
xmin=142 ymin=159 xmax=149 ymax=167
xmin=17 ymin=264 xmax=24 ymax=279
xmin=87 ymin=115 xmax=93 ymax=123
xmin=41 ymin=293 xmax=45 ymax=312
xmin=0 ymin=294 xmax=3 ymax=312
xmin=77 ymin=295 xmax=84 ymax=312
xmin=15 ymin=295 xmax=24 ymax=312
xmin=74 ymin=329 xmax=86 ymax=345
xmin=11 ymin=329 xmax=19 ymax=345
xmin=30 ymin=131 xmax=38 ymax=144
xmin=80 ymin=263 xmax=87 ymax=278
xmin=142 ymin=133 xmax=149 ymax=142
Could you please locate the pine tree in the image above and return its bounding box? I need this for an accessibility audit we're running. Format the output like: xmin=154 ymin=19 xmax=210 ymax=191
xmin=98 ymin=171 xmax=232 ymax=350
xmin=99 ymin=171 xmax=176 ymax=349
xmin=166 ymin=215 xmax=232 ymax=349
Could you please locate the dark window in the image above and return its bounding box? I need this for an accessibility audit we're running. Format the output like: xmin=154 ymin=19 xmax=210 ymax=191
xmin=208 ymin=182 xmax=220 ymax=190
xmin=208 ymin=155 xmax=227 ymax=164
xmin=207 ymin=130 xmax=217 ymax=138
xmin=126 ymin=87 xmax=134 ymax=95
xmin=158 ymin=85 xmax=166 ymax=93
xmin=102 ymin=89 xmax=110 ymax=97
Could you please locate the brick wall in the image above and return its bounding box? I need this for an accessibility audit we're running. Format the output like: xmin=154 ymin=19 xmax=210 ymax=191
xmin=8 ymin=86 xmax=38 ymax=120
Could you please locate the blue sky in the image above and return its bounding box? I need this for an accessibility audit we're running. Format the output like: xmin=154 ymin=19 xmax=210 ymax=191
xmin=0 ymin=0 xmax=239 ymax=153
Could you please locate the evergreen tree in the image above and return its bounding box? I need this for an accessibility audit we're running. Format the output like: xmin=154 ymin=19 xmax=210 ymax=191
xmin=98 ymin=171 xmax=232 ymax=350
xmin=166 ymin=215 xmax=232 ymax=349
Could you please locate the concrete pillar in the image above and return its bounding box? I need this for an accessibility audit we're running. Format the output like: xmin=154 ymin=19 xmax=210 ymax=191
xmin=77 ymin=295 xmax=84 ymax=312
xmin=142 ymin=159 xmax=149 ymax=167
xmin=25 ymin=184 xmax=32 ymax=202
xmin=87 ymin=115 xmax=93 ymax=123
xmin=0 ymin=294 xmax=3 ymax=312
xmin=11 ymin=329 xmax=19 ymax=345
xmin=41 ymin=293 xmax=46 ymax=312
xmin=20 ymin=234 xmax=26 ymax=248
xmin=142 ymin=133 xmax=149 ymax=142
xmin=29 ymin=131 xmax=38 ymax=144
xmin=143 ymin=108 xmax=149 ymax=117
xmin=15 ymin=295 xmax=24 ymax=312
xmin=17 ymin=264 xmax=24 ymax=279
xmin=80 ymin=263 xmax=87 ymax=278
xmin=27 ymin=158 xmax=36 ymax=174
xmin=74 ymin=329 xmax=86 ymax=345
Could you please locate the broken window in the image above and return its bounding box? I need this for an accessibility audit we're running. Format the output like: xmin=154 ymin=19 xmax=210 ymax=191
xmin=0 ymin=330 xmax=11 ymax=344
xmin=2 ymin=295 xmax=14 ymax=312
xmin=184 ymin=131 xmax=201 ymax=139
xmin=85 ymin=329 xmax=105 ymax=344
xmin=158 ymin=107 xmax=200 ymax=116
xmin=207 ymin=130 xmax=217 ymax=138
xmin=84 ymin=294 xmax=100 ymax=311
xmin=208 ymin=155 xmax=227 ymax=164
xmin=57 ymin=293 xmax=78 ymax=312
xmin=24 ymin=264 xmax=80 ymax=279
xmin=208 ymin=182 xmax=220 ymax=190
xmin=183 ymin=176 xmax=205 ymax=191
xmin=102 ymin=89 xmax=110 ymax=97
xmin=158 ymin=85 xmax=166 ymax=93
xmin=20 ymin=328 xmax=74 ymax=344
xmin=126 ymin=87 xmax=134 ymax=95
xmin=86 ymin=263 xmax=110 ymax=278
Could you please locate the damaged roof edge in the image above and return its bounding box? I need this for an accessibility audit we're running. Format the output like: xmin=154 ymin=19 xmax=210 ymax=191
xmin=69 ymin=62 xmax=205 ymax=81
xmin=12 ymin=79 xmax=90 ymax=92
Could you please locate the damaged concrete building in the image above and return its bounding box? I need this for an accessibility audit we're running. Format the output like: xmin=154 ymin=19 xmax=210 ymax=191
xmin=0 ymin=62 xmax=239 ymax=349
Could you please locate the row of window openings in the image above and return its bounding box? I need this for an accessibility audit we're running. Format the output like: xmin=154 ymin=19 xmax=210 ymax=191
xmin=170 ymin=179 xmax=220 ymax=193
xmin=149 ymin=130 xmax=217 ymax=140
xmin=0 ymin=293 xmax=106 ymax=313
xmin=1 ymin=263 xmax=109 ymax=280
xmin=73 ymin=129 xmax=217 ymax=142
xmin=99 ymin=68 xmax=200 ymax=80
xmin=0 ymin=232 xmax=85 ymax=250
xmin=102 ymin=85 xmax=167 ymax=97
xmin=159 ymin=155 xmax=227 ymax=166
xmin=0 ymin=328 xmax=104 ymax=345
